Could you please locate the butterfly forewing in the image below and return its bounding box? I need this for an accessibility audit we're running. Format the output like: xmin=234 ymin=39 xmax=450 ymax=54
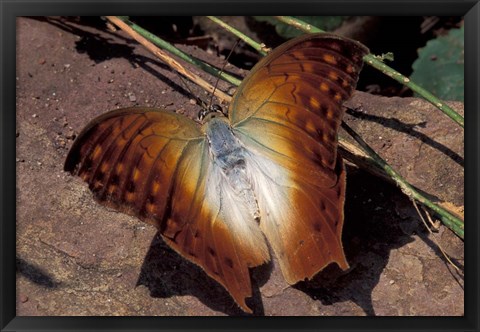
xmin=65 ymin=109 xmax=201 ymax=222
xmin=229 ymin=33 xmax=369 ymax=284
xmin=230 ymin=33 xmax=367 ymax=177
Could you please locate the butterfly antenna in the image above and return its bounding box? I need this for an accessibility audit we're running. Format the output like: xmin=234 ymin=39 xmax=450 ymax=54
xmin=176 ymin=73 xmax=208 ymax=110
xmin=207 ymin=38 xmax=241 ymax=112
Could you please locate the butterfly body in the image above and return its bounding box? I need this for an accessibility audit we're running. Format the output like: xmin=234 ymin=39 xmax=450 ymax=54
xmin=204 ymin=115 xmax=261 ymax=221
xmin=65 ymin=33 xmax=369 ymax=313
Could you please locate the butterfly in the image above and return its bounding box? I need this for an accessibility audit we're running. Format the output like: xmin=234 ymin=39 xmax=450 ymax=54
xmin=64 ymin=32 xmax=369 ymax=313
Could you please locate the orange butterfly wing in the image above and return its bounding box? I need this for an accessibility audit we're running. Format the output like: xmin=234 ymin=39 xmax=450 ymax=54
xmin=64 ymin=108 xmax=268 ymax=312
xmin=229 ymin=33 xmax=369 ymax=283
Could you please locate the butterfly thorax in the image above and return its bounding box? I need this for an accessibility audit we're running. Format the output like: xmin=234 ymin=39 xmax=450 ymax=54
xmin=205 ymin=117 xmax=260 ymax=221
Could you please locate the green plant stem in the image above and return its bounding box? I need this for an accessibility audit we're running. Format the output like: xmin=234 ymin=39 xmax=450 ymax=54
xmin=206 ymin=16 xmax=269 ymax=56
xmin=274 ymin=16 xmax=324 ymax=33
xmin=364 ymin=55 xmax=464 ymax=127
xmin=273 ymin=16 xmax=464 ymax=128
xmin=115 ymin=16 xmax=242 ymax=87
xmin=341 ymin=122 xmax=464 ymax=239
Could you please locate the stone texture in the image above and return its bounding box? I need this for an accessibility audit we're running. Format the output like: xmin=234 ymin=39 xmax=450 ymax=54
xmin=16 ymin=17 xmax=464 ymax=316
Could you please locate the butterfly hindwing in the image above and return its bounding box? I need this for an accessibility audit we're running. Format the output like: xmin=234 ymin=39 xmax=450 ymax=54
xmin=64 ymin=108 xmax=268 ymax=312
xmin=229 ymin=33 xmax=369 ymax=284
xmin=240 ymin=146 xmax=348 ymax=283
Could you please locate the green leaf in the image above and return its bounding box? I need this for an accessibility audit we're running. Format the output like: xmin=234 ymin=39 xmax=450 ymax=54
xmin=411 ymin=26 xmax=464 ymax=102
xmin=254 ymin=16 xmax=348 ymax=39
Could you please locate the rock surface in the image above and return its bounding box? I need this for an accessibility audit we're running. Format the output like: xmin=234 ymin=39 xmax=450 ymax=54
xmin=16 ymin=17 xmax=464 ymax=316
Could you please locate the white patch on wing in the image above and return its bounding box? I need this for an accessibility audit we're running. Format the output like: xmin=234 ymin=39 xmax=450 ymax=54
xmin=205 ymin=163 xmax=270 ymax=266
xmin=242 ymin=151 xmax=294 ymax=261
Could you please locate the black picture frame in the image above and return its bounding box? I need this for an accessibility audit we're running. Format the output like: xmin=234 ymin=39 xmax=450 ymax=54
xmin=2 ymin=1 xmax=478 ymax=331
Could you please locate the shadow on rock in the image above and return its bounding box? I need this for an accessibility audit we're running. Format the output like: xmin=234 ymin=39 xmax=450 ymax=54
xmin=16 ymin=257 xmax=60 ymax=288
xmin=345 ymin=106 xmax=464 ymax=168
xmin=295 ymin=167 xmax=417 ymax=316
xmin=23 ymin=17 xmax=202 ymax=104
xmin=136 ymin=233 xmax=272 ymax=316
xmin=25 ymin=16 xmax=136 ymax=63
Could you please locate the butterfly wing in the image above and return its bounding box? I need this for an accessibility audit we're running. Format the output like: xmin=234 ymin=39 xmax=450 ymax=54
xmin=64 ymin=108 xmax=268 ymax=312
xmin=229 ymin=33 xmax=369 ymax=283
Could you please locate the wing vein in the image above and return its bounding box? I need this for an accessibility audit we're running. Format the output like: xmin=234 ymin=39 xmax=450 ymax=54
xmin=77 ymin=116 xmax=124 ymax=177
xmin=96 ymin=114 xmax=146 ymax=198
xmin=136 ymin=137 xmax=176 ymax=217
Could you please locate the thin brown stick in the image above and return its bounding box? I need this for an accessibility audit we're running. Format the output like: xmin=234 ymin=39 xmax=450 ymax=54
xmin=105 ymin=16 xmax=232 ymax=104
xmin=412 ymin=200 xmax=461 ymax=273
xmin=424 ymin=205 xmax=441 ymax=231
